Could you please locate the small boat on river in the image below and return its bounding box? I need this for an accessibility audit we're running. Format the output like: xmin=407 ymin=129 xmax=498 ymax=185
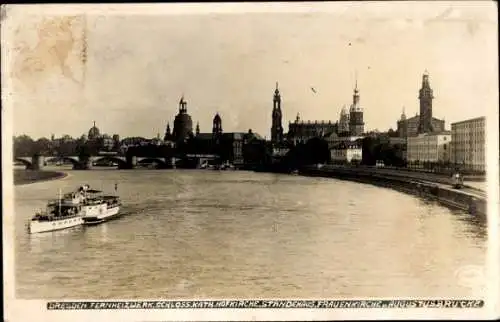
xmin=81 ymin=186 xmax=121 ymax=226
xmin=28 ymin=188 xmax=86 ymax=234
xmin=28 ymin=184 xmax=122 ymax=233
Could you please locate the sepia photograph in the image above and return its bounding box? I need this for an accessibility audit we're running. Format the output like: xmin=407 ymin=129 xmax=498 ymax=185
xmin=2 ymin=2 xmax=499 ymax=321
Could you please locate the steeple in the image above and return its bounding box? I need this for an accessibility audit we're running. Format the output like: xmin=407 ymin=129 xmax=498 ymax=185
xmin=295 ymin=112 xmax=300 ymax=123
xmin=354 ymin=71 xmax=358 ymax=94
xmin=179 ymin=95 xmax=187 ymax=113
xmin=401 ymin=106 xmax=406 ymax=120
xmin=349 ymin=71 xmax=364 ymax=136
xmin=421 ymin=70 xmax=431 ymax=90
xmin=164 ymin=122 xmax=171 ymax=141
xmin=273 ymin=81 xmax=281 ymax=107
xmin=353 ymin=77 xmax=360 ymax=105
xmin=271 ymin=81 xmax=283 ymax=143
xmin=213 ymin=112 xmax=222 ymax=136
xmin=418 ymin=70 xmax=434 ymax=134
xmin=196 ymin=122 xmax=200 ymax=136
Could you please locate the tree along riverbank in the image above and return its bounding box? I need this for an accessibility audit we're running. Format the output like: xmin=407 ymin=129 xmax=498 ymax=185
xmin=14 ymin=169 xmax=67 ymax=186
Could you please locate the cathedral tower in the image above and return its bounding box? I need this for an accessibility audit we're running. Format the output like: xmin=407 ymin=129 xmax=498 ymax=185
xmin=418 ymin=71 xmax=434 ymax=134
xmin=164 ymin=122 xmax=172 ymax=141
xmin=212 ymin=113 xmax=222 ymax=138
xmin=339 ymin=105 xmax=350 ymax=134
xmin=271 ymin=82 xmax=284 ymax=143
xmin=349 ymin=79 xmax=364 ymax=136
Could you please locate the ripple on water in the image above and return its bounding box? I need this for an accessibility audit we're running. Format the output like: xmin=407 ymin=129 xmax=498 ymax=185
xmin=13 ymin=170 xmax=487 ymax=299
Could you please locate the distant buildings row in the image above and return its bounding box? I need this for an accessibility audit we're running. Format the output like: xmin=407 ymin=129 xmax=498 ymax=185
xmin=268 ymin=71 xmax=486 ymax=172
xmin=45 ymin=71 xmax=485 ymax=173
xmin=406 ymin=116 xmax=486 ymax=172
xmin=270 ymin=79 xmax=365 ymax=145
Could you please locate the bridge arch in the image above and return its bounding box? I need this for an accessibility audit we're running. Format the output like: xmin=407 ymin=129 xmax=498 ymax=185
xmin=93 ymin=156 xmax=128 ymax=167
xmin=136 ymin=157 xmax=167 ymax=166
xmin=14 ymin=158 xmax=32 ymax=167
xmin=45 ymin=156 xmax=80 ymax=165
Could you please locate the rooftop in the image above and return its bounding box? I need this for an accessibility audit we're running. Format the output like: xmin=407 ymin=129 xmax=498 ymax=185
xmin=450 ymin=116 xmax=486 ymax=125
xmin=195 ymin=133 xmax=213 ymax=140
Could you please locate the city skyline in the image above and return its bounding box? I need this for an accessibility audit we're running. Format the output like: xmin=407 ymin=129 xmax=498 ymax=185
xmin=4 ymin=3 xmax=498 ymax=139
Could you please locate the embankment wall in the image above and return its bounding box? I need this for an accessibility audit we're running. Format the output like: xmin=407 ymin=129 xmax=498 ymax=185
xmin=299 ymin=166 xmax=487 ymax=218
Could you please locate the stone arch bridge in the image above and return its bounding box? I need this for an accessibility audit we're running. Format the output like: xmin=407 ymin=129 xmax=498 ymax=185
xmin=14 ymin=154 xmax=218 ymax=170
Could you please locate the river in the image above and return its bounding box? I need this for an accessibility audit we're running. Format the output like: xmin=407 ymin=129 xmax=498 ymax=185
xmin=13 ymin=168 xmax=486 ymax=299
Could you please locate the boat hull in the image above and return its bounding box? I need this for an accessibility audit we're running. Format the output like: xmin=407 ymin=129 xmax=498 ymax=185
xmin=29 ymin=216 xmax=84 ymax=234
xmin=83 ymin=206 xmax=121 ymax=225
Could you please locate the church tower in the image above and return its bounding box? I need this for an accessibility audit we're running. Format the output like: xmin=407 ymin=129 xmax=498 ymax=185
xmin=195 ymin=122 xmax=200 ymax=136
xmin=271 ymin=82 xmax=284 ymax=143
xmin=163 ymin=122 xmax=172 ymax=141
xmin=212 ymin=113 xmax=222 ymax=138
xmin=418 ymin=71 xmax=434 ymax=134
xmin=339 ymin=105 xmax=350 ymax=134
xmin=349 ymin=78 xmax=364 ymax=136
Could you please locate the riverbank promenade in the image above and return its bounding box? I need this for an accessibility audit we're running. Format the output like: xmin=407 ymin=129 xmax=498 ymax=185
xmin=13 ymin=169 xmax=67 ymax=186
xmin=317 ymin=165 xmax=486 ymax=192
xmin=299 ymin=164 xmax=487 ymax=217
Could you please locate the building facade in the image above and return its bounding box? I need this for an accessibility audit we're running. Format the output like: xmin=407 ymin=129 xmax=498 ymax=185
xmin=397 ymin=114 xmax=445 ymax=138
xmin=189 ymin=113 xmax=225 ymax=155
xmin=407 ymin=132 xmax=451 ymax=165
xmin=451 ymin=116 xmax=486 ymax=172
xmin=287 ymin=113 xmax=338 ymax=144
xmin=220 ymin=133 xmax=245 ymax=165
xmin=330 ymin=142 xmax=363 ymax=164
xmin=323 ymin=132 xmax=364 ymax=149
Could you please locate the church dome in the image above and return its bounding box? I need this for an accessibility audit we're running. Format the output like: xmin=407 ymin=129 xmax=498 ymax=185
xmin=341 ymin=105 xmax=349 ymax=115
xmin=213 ymin=113 xmax=221 ymax=122
xmin=173 ymin=113 xmax=193 ymax=141
xmin=88 ymin=122 xmax=100 ymax=140
xmin=173 ymin=97 xmax=193 ymax=142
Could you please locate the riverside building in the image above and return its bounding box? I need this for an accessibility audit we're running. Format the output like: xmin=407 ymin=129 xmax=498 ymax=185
xmin=450 ymin=116 xmax=486 ymax=172
xmin=330 ymin=141 xmax=363 ymax=164
xmin=407 ymin=131 xmax=451 ymax=166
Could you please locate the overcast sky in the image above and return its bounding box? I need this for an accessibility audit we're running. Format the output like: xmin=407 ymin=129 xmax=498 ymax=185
xmin=3 ymin=2 xmax=498 ymax=139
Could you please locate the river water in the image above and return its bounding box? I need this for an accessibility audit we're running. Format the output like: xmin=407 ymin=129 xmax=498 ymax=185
xmin=13 ymin=168 xmax=487 ymax=299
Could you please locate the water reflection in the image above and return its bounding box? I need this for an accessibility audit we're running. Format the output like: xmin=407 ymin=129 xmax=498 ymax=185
xmin=14 ymin=169 xmax=487 ymax=299
xmin=27 ymin=226 xmax=84 ymax=253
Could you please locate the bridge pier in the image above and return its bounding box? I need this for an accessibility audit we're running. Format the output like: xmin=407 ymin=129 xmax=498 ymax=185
xmin=84 ymin=159 xmax=93 ymax=170
xmin=126 ymin=155 xmax=137 ymax=169
xmin=30 ymin=155 xmax=44 ymax=170
xmin=73 ymin=158 xmax=92 ymax=170
xmin=171 ymin=157 xmax=176 ymax=169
